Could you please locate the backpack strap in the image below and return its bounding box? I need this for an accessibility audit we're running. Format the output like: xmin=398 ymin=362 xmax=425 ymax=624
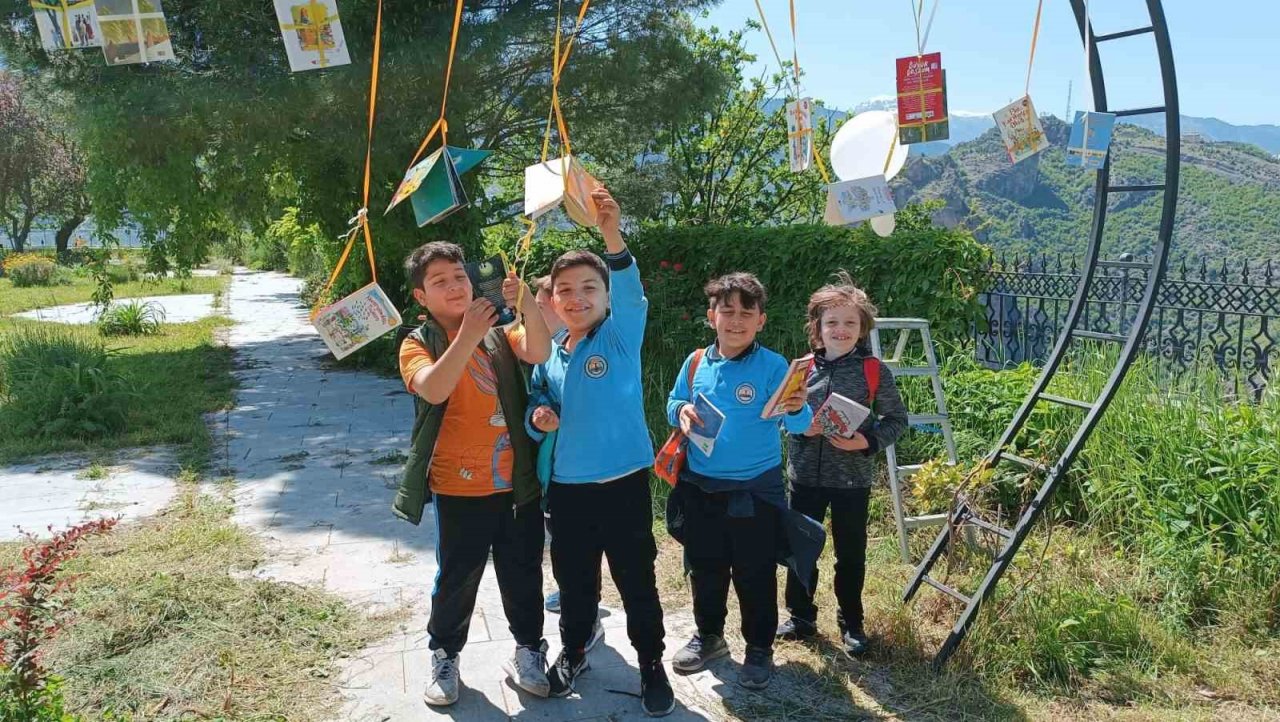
xmin=688 ymin=347 xmax=706 ymax=391
xmin=864 ymin=356 xmax=880 ymax=410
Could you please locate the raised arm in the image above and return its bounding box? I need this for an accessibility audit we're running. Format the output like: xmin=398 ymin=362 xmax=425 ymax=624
xmin=408 ymin=300 xmax=496 ymax=405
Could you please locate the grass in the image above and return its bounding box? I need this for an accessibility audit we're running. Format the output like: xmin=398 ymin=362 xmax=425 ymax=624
xmin=0 ymin=275 xmax=227 ymax=316
xmin=38 ymin=476 xmax=402 ymax=720
xmin=0 ymin=317 xmax=236 ymax=465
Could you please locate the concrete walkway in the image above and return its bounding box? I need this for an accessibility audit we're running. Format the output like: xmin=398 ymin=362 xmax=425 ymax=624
xmin=219 ymin=270 xmax=735 ymax=721
xmin=0 ymin=448 xmax=179 ymax=542
xmin=13 ymin=293 xmax=218 ymax=324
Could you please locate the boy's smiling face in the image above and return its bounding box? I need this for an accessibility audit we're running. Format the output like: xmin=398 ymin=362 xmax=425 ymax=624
xmin=820 ymin=304 xmax=861 ymax=357
xmin=552 ymin=265 xmax=608 ymax=334
xmin=413 ymin=258 xmax=472 ymax=324
xmin=707 ymin=291 xmax=765 ymax=357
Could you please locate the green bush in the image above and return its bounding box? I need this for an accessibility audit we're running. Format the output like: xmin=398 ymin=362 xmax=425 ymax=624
xmin=0 ymin=326 xmax=133 ymax=439
xmin=254 ymin=207 xmax=335 ymax=277
xmin=97 ymin=301 xmax=165 ymax=337
xmin=3 ymin=253 xmax=59 ymax=287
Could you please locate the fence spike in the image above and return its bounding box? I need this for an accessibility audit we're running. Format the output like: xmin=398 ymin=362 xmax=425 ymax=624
xmin=1266 ymin=260 xmax=1274 ymax=286
xmin=1242 ymin=259 xmax=1251 ymax=284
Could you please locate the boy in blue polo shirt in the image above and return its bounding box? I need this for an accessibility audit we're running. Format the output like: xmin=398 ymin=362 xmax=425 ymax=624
xmin=526 ymin=185 xmax=675 ymax=717
xmin=664 ymin=272 xmax=812 ymax=689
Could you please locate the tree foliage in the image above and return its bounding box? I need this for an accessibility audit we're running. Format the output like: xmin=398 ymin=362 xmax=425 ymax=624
xmin=0 ymin=0 xmax=733 ymax=284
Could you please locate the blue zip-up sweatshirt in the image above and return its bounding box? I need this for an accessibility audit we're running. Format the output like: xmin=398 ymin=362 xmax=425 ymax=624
xmin=526 ymin=250 xmax=653 ymax=483
xmin=666 ymin=342 xmax=814 ymax=480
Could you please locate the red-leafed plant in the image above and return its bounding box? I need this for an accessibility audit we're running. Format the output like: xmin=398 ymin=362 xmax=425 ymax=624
xmin=0 ymin=518 xmax=117 ymax=713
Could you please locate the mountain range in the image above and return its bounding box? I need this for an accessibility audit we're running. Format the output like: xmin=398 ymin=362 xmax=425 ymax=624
xmin=889 ymin=115 xmax=1280 ymax=265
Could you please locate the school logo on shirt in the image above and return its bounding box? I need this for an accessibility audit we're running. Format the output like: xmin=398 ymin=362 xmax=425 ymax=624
xmin=735 ymin=383 xmax=756 ymax=404
xmin=585 ymin=355 xmax=609 ymax=379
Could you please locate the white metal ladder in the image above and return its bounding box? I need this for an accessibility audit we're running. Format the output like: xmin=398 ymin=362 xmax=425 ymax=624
xmin=869 ymin=318 xmax=959 ymax=562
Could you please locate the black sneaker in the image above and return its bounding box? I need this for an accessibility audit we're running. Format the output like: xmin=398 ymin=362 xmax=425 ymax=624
xmin=671 ymin=633 xmax=729 ymax=673
xmin=775 ymin=617 xmax=818 ymax=641
xmin=737 ymin=645 xmax=773 ymax=690
xmin=639 ymin=660 xmax=675 ymax=717
xmin=547 ymin=648 xmax=589 ymax=697
xmin=842 ymin=628 xmax=870 ymax=657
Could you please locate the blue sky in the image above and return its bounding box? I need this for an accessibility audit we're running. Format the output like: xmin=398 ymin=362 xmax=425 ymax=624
xmin=696 ymin=0 xmax=1276 ymax=126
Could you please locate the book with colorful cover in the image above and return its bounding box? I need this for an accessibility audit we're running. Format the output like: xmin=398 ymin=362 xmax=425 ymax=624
xmin=896 ymin=53 xmax=949 ymax=144
xmin=524 ymin=155 xmax=599 ymax=227
xmin=688 ymin=392 xmax=725 ymax=457
xmin=824 ymin=175 xmax=897 ymax=226
xmin=993 ymin=95 xmax=1051 ymax=164
xmin=816 ymin=393 xmax=872 ymax=439
xmin=312 ymin=282 xmax=403 ymax=360
xmin=273 ymin=0 xmax=350 ymax=72
xmin=95 ymin=0 xmax=174 ymax=65
xmin=785 ymin=98 xmax=814 ymax=173
xmin=464 ymin=254 xmax=517 ymax=327
xmin=1066 ymin=110 xmax=1116 ymax=170
xmin=32 ymin=0 xmax=102 ymax=50
xmin=761 ymin=354 xmax=814 ymax=419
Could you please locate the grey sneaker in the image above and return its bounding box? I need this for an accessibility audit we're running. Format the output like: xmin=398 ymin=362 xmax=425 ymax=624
xmin=671 ymin=633 xmax=730 ymax=673
xmin=737 ymin=645 xmax=773 ymax=690
xmin=842 ymin=628 xmax=870 ymax=657
xmin=423 ymin=649 xmax=460 ymax=706
xmin=545 ymin=589 xmax=561 ymax=613
xmin=502 ymin=640 xmax=550 ymax=697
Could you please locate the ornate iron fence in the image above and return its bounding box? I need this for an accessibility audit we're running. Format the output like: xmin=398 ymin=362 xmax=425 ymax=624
xmin=975 ymin=254 xmax=1279 ymax=399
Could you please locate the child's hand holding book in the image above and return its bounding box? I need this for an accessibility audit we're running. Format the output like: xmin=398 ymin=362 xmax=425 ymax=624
xmin=828 ymin=433 xmax=870 ymax=451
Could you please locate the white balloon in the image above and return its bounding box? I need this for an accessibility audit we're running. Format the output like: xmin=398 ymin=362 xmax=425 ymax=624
xmin=870 ymin=213 xmax=896 ymax=237
xmin=830 ymin=110 xmax=908 ymax=182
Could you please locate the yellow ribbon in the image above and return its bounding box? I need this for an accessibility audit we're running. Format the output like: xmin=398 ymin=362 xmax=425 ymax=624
xmin=310 ymin=0 xmax=382 ymax=318
xmin=1025 ymin=0 xmax=1045 ymax=97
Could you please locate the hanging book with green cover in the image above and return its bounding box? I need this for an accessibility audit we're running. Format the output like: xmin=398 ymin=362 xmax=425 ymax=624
xmin=385 ymin=145 xmax=491 ymax=227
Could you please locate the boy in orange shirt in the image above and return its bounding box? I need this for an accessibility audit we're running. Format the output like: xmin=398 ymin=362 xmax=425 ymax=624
xmin=394 ymin=241 xmax=553 ymax=706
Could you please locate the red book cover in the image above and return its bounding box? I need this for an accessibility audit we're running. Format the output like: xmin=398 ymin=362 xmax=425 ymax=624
xmin=896 ymin=52 xmax=949 ymax=144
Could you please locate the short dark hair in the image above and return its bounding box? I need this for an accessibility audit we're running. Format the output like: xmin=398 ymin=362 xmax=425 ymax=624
xmin=405 ymin=242 xmax=465 ymax=290
xmin=549 ymin=250 xmax=609 ymax=291
xmin=705 ymin=272 xmax=766 ymax=312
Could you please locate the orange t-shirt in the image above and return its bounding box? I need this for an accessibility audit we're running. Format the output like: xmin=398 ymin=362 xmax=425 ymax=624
xmin=399 ymin=326 xmax=526 ymax=497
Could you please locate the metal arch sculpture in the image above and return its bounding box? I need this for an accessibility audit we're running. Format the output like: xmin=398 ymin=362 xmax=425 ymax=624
xmin=903 ymin=0 xmax=1181 ymax=671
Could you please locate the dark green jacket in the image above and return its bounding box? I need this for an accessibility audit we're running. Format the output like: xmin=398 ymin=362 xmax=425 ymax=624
xmin=392 ymin=321 xmax=541 ymax=525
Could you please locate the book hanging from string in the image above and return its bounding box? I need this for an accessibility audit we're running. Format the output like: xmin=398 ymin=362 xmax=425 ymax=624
xmin=524 ymin=155 xmax=599 ymax=227
xmin=31 ymin=0 xmax=102 ymax=51
xmin=896 ymin=53 xmax=949 ymax=144
xmin=387 ymin=146 xmax=492 ymax=227
xmin=994 ymin=95 xmax=1051 ymax=164
xmin=94 ymin=0 xmax=173 ymax=65
xmin=1066 ymin=111 xmax=1116 ymax=170
xmin=786 ymin=98 xmax=815 ymax=172
xmin=274 ymin=0 xmax=351 ymax=72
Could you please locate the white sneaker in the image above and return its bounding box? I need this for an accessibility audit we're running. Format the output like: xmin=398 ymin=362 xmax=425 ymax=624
xmin=503 ymin=640 xmax=551 ymax=698
xmin=424 ymin=649 xmax=460 ymax=706
xmin=585 ymin=617 xmax=606 ymax=653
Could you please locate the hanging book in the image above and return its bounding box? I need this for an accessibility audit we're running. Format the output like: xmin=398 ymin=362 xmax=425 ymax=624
xmin=312 ymin=282 xmax=403 ymax=360
xmin=274 ymin=0 xmax=351 ymax=72
xmin=761 ymin=354 xmax=814 ymax=419
xmin=31 ymin=0 xmax=102 ymax=51
xmin=524 ymin=155 xmax=599 ymax=227
xmin=896 ymin=53 xmax=949 ymax=144
xmin=386 ymin=145 xmax=491 ymax=227
xmin=785 ymin=98 xmax=815 ymax=172
xmin=1066 ymin=110 xmax=1116 ymax=171
xmin=816 ymin=392 xmax=872 ymax=439
xmin=823 ymin=176 xmax=896 ymax=227
xmin=993 ymin=95 xmax=1050 ymax=164
xmin=687 ymin=393 xmax=725 ymax=457
xmin=464 ymin=254 xmax=517 ymax=327
xmin=95 ymin=0 xmax=173 ymax=65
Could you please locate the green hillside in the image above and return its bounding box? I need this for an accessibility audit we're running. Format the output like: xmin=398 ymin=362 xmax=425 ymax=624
xmin=893 ymin=116 xmax=1280 ymax=265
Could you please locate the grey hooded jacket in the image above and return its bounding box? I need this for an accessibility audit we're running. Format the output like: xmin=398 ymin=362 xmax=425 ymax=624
xmin=785 ymin=344 xmax=909 ymax=490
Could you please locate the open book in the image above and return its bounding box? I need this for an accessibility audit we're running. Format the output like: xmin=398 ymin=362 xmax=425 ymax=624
xmin=524 ymin=155 xmax=599 ymax=227
xmin=816 ymin=393 xmax=872 ymax=439
xmin=464 ymin=254 xmax=517 ymax=327
xmin=386 ymin=145 xmax=491 ymax=226
xmin=688 ymin=393 xmax=725 ymax=457
xmin=761 ymin=355 xmax=814 ymax=419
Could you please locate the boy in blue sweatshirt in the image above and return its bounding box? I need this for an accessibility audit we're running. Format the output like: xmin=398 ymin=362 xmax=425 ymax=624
xmin=664 ymin=272 xmax=812 ymax=689
xmin=526 ymin=186 xmax=675 ymax=717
